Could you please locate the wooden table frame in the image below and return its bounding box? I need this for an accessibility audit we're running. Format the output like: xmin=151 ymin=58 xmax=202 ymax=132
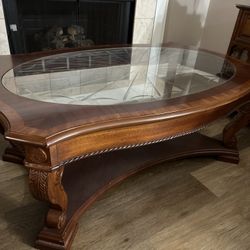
xmin=0 ymin=46 xmax=249 ymax=250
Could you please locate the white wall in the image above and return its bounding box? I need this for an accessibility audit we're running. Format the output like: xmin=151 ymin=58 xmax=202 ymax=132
xmin=164 ymin=0 xmax=211 ymax=47
xmin=164 ymin=0 xmax=250 ymax=54
xmin=200 ymin=0 xmax=250 ymax=54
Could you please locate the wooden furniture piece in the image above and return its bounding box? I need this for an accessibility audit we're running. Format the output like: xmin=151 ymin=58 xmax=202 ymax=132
xmin=227 ymin=4 xmax=250 ymax=63
xmin=0 ymin=46 xmax=249 ymax=250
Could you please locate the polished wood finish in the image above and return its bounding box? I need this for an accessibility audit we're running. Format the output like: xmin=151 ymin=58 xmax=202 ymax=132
xmin=33 ymin=133 xmax=239 ymax=250
xmin=0 ymin=46 xmax=249 ymax=249
xmin=227 ymin=5 xmax=250 ymax=63
xmin=1 ymin=120 xmax=250 ymax=250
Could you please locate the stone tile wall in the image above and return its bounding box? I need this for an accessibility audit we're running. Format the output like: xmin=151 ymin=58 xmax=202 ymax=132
xmin=0 ymin=0 xmax=9 ymax=55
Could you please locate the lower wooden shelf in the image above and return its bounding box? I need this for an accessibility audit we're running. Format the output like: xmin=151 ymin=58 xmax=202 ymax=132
xmin=62 ymin=132 xmax=238 ymax=222
xmin=30 ymin=132 xmax=240 ymax=249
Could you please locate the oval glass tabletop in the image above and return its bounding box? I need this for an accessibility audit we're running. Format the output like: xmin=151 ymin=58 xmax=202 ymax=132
xmin=2 ymin=47 xmax=236 ymax=105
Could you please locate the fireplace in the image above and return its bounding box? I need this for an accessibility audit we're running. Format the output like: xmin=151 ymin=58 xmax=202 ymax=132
xmin=2 ymin=0 xmax=135 ymax=54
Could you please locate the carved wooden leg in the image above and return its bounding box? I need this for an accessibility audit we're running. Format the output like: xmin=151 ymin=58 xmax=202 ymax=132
xmin=219 ymin=102 xmax=250 ymax=163
xmin=28 ymin=166 xmax=77 ymax=250
xmin=20 ymin=128 xmax=248 ymax=250
xmin=223 ymin=102 xmax=250 ymax=148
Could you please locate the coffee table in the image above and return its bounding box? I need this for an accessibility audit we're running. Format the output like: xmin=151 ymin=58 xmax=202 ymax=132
xmin=0 ymin=46 xmax=249 ymax=249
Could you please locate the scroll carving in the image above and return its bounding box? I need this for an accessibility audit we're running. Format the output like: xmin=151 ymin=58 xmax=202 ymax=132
xmin=29 ymin=169 xmax=49 ymax=201
xmin=28 ymin=167 xmax=68 ymax=230
xmin=26 ymin=147 xmax=48 ymax=164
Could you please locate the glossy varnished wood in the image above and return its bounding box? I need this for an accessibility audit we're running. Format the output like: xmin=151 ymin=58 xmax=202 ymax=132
xmin=62 ymin=133 xmax=238 ymax=221
xmin=0 ymin=120 xmax=250 ymax=250
xmin=0 ymin=46 xmax=249 ymax=249
xmin=0 ymin=47 xmax=248 ymax=148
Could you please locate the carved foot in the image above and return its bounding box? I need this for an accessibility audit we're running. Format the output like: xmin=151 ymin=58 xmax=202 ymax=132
xmin=35 ymin=220 xmax=78 ymax=250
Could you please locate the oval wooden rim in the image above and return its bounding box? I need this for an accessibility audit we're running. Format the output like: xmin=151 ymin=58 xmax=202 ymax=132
xmin=0 ymin=45 xmax=249 ymax=147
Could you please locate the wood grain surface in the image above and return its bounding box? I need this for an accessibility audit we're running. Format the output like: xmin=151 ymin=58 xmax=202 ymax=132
xmin=0 ymin=46 xmax=249 ymax=149
xmin=0 ymin=118 xmax=249 ymax=250
xmin=0 ymin=46 xmax=249 ymax=249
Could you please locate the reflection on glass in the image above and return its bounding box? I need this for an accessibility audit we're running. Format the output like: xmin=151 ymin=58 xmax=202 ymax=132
xmin=2 ymin=47 xmax=235 ymax=105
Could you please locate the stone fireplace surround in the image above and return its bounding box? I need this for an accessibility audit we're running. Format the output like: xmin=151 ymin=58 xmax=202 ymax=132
xmin=0 ymin=0 xmax=169 ymax=55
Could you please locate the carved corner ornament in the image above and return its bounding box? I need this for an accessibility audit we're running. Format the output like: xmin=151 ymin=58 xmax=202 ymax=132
xmin=25 ymin=146 xmax=48 ymax=165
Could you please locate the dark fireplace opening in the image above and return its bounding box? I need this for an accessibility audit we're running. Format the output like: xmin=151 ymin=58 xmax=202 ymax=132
xmin=2 ymin=0 xmax=135 ymax=54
